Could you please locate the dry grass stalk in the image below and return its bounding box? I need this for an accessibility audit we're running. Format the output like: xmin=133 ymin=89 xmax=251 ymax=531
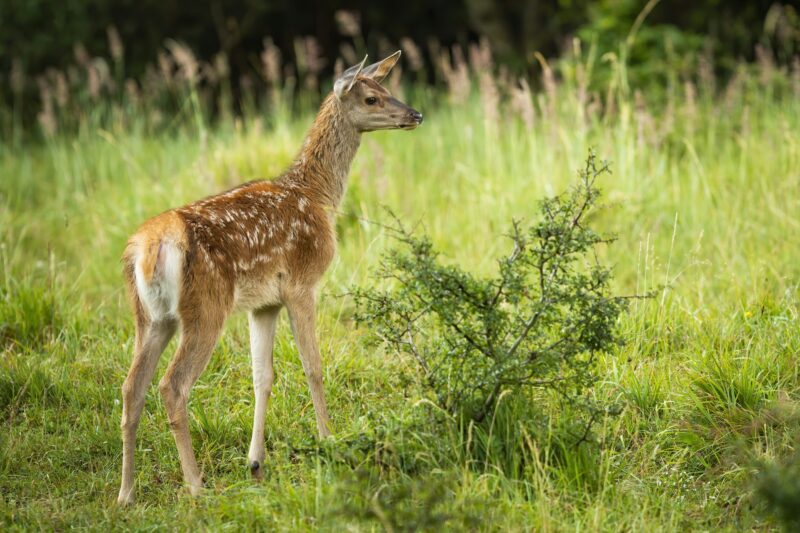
xmin=440 ymin=45 xmax=470 ymax=105
xmin=755 ymin=44 xmax=775 ymax=87
xmin=400 ymin=38 xmax=423 ymax=72
xmin=300 ymin=36 xmax=325 ymax=91
xmin=304 ymin=37 xmax=325 ymax=75
xmin=335 ymin=10 xmax=361 ymax=38
xmin=261 ymin=38 xmax=282 ymax=86
xmin=469 ymin=38 xmax=499 ymax=126
xmin=94 ymin=58 xmax=113 ymax=93
xmin=534 ymin=52 xmax=557 ymax=123
xmin=510 ymin=78 xmax=535 ymax=131
xmin=724 ymin=66 xmax=745 ymax=111
xmin=157 ymin=51 xmax=174 ymax=87
xmin=87 ymin=62 xmax=101 ymax=100
xmin=213 ymin=53 xmax=229 ymax=81
xmin=166 ymin=40 xmax=199 ymax=85
xmin=479 ymin=69 xmax=498 ymax=128
xmin=36 ymin=77 xmax=56 ymax=136
xmin=49 ymin=69 xmax=69 ymax=108
xmin=468 ymin=37 xmax=492 ymax=73
xmin=107 ymin=26 xmax=124 ymax=64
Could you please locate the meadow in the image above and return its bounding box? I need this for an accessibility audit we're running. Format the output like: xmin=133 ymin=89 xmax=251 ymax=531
xmin=1 ymin=40 xmax=800 ymax=530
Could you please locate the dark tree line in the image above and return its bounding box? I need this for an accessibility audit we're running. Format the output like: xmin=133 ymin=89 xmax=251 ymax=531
xmin=1 ymin=0 xmax=793 ymax=78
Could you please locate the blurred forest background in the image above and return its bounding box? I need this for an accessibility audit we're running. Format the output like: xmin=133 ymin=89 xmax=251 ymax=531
xmin=2 ymin=0 xmax=798 ymax=134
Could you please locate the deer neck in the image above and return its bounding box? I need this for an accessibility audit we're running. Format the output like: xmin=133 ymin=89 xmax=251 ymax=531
xmin=287 ymin=94 xmax=361 ymax=209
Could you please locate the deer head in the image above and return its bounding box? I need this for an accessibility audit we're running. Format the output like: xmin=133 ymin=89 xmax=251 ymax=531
xmin=333 ymin=51 xmax=423 ymax=132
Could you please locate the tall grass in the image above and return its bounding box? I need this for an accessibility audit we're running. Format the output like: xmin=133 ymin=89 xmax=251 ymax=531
xmin=1 ymin=33 xmax=799 ymax=530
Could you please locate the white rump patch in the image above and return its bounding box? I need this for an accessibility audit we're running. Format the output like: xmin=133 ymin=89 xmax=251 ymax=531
xmin=134 ymin=241 xmax=183 ymax=321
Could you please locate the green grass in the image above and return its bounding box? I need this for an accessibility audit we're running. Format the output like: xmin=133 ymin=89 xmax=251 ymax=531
xmin=1 ymin=67 xmax=799 ymax=530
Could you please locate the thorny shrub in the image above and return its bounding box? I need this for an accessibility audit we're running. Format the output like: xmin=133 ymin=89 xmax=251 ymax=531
xmin=353 ymin=151 xmax=631 ymax=439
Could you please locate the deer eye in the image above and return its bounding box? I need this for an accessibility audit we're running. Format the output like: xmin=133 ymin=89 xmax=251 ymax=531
xmin=365 ymin=97 xmax=378 ymax=105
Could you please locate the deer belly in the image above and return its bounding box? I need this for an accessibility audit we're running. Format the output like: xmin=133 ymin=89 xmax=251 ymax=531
xmin=233 ymin=275 xmax=282 ymax=311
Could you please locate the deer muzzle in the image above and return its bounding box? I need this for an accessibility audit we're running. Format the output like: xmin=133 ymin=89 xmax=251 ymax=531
xmin=400 ymin=108 xmax=423 ymax=129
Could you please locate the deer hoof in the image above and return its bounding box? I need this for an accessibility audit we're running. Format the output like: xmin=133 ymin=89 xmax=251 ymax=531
xmin=250 ymin=461 xmax=264 ymax=480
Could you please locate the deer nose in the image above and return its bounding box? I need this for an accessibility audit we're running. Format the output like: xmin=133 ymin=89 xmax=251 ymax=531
xmin=409 ymin=110 xmax=423 ymax=124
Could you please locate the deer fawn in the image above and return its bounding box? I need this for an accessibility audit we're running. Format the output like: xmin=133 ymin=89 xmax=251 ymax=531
xmin=117 ymin=51 xmax=421 ymax=505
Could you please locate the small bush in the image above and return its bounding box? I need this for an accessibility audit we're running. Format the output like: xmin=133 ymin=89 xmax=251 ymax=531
xmin=353 ymin=151 xmax=629 ymax=437
xmin=757 ymin=449 xmax=800 ymax=531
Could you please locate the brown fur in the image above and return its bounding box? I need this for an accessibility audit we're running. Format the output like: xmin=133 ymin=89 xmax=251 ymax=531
xmin=117 ymin=52 xmax=422 ymax=505
xmin=123 ymin=211 xmax=187 ymax=284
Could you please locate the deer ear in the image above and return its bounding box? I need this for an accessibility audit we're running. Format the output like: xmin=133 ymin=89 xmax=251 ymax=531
xmin=334 ymin=55 xmax=368 ymax=99
xmin=361 ymin=50 xmax=401 ymax=83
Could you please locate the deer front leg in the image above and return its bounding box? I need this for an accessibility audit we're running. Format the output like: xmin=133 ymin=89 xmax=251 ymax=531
xmin=286 ymin=293 xmax=332 ymax=438
xmin=247 ymin=306 xmax=280 ymax=480
xmin=158 ymin=318 xmax=223 ymax=497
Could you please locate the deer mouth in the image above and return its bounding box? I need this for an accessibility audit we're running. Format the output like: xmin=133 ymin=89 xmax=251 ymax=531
xmin=400 ymin=111 xmax=423 ymax=130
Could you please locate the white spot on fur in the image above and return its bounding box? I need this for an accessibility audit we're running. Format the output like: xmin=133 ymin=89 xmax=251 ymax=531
xmin=289 ymin=220 xmax=301 ymax=242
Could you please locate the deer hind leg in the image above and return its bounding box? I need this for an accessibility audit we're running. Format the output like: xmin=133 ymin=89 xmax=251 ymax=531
xmin=286 ymin=293 xmax=332 ymax=438
xmin=158 ymin=314 xmax=224 ymax=496
xmin=118 ymin=316 xmax=177 ymax=506
xmin=247 ymin=306 xmax=281 ymax=480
